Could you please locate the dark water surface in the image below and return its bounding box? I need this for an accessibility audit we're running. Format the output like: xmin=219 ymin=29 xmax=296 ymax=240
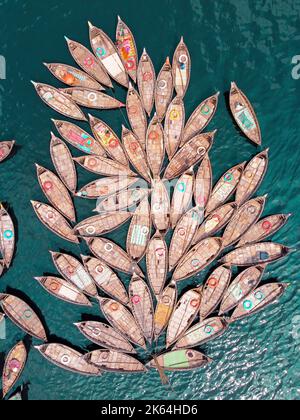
xmin=0 ymin=0 xmax=299 ymax=400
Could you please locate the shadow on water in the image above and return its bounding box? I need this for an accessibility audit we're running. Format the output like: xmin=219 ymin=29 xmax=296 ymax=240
xmin=46 ymin=333 xmax=89 ymax=354
xmin=42 ymin=271 xmax=62 ymax=278
xmin=0 ymin=351 xmax=5 ymax=375
xmin=79 ymin=312 xmax=104 ymax=323
xmin=54 ymin=247 xmax=85 ymax=261
xmin=21 ymin=383 xmax=31 ymax=401
xmin=85 ymin=342 xmax=102 ymax=353
xmin=23 ymin=335 xmax=33 ymax=353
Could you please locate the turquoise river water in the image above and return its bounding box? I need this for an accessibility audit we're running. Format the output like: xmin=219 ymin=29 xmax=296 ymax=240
xmin=0 ymin=0 xmax=299 ymax=400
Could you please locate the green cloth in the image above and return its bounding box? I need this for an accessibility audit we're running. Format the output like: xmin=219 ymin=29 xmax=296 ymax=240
xmin=163 ymin=351 xmax=189 ymax=368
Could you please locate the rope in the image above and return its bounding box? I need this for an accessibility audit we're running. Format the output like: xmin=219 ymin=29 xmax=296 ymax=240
xmin=153 ymin=355 xmax=170 ymax=386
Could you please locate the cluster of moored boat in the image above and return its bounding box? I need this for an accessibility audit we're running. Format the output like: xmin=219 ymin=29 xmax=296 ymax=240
xmin=0 ymin=17 xmax=293 ymax=398
xmin=0 ymin=140 xmax=16 ymax=277
xmin=0 ymin=138 xmax=20 ymax=400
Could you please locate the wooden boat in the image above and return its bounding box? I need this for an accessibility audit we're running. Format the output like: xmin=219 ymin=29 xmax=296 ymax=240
xmin=88 ymin=22 xmax=129 ymax=88
xmin=36 ymin=164 xmax=76 ymax=222
xmin=116 ymin=16 xmax=138 ymax=83
xmin=237 ymin=214 xmax=292 ymax=248
xmin=146 ymin=230 xmax=168 ymax=297
xmin=155 ymin=57 xmax=174 ymax=121
xmin=166 ymin=287 xmax=203 ymax=348
xmin=0 ymin=141 xmax=15 ymax=163
xmin=137 ymin=48 xmax=155 ymax=117
xmin=126 ymin=198 xmax=151 ymax=262
xmin=50 ymin=133 xmax=77 ymax=193
xmin=220 ymin=242 xmax=291 ymax=266
xmin=164 ymin=131 xmax=215 ymax=180
xmin=74 ymin=212 xmax=131 ymax=237
xmin=85 ymin=350 xmax=146 ymax=373
xmin=95 ymin=187 xmax=149 ymax=213
xmin=199 ymin=265 xmax=232 ymax=320
xmin=146 ymin=114 xmax=165 ymax=178
xmin=172 ymin=37 xmax=191 ymax=98
xmin=51 ymin=251 xmax=98 ymax=298
xmin=151 ymin=179 xmax=170 ymax=234
xmin=35 ymin=343 xmax=100 ymax=376
xmin=35 ymin=276 xmax=92 ymax=307
xmin=148 ymin=349 xmax=212 ymax=372
xmin=44 ymin=62 xmax=103 ymax=90
xmin=127 ymin=83 xmax=147 ymax=148
xmin=89 ymin=115 xmax=128 ymax=166
xmin=65 ymin=37 xmax=112 ymax=87
xmin=219 ymin=265 xmax=265 ymax=315
xmin=193 ymin=202 xmax=238 ymax=245
xmin=99 ymin=297 xmax=146 ymax=349
xmin=153 ymin=282 xmax=177 ymax=340
xmin=31 ymin=201 xmax=79 ymax=244
xmin=76 ymin=176 xmax=139 ymax=200
xmin=86 ymin=237 xmax=144 ymax=278
xmin=82 ymin=255 xmax=129 ymax=305
xmin=52 ymin=119 xmax=105 ymax=156
xmin=169 ymin=206 xmax=204 ymax=271
xmin=174 ymin=317 xmax=228 ymax=350
xmin=74 ymin=154 xmax=135 ymax=177
xmin=222 ymin=196 xmax=267 ymax=248
xmin=0 ymin=204 xmax=15 ymax=268
xmin=170 ymin=169 xmax=194 ymax=228
xmin=32 ymin=82 xmax=86 ymax=121
xmin=164 ymin=96 xmax=185 ymax=159
xmin=205 ymin=162 xmax=246 ymax=215
xmin=194 ymin=154 xmax=212 ymax=209
xmin=122 ymin=126 xmax=151 ymax=182
xmin=172 ymin=237 xmax=223 ymax=282
xmin=181 ymin=93 xmax=219 ymax=145
xmin=0 ymin=260 xmax=4 ymax=277
xmin=236 ymin=149 xmax=269 ymax=205
xmin=0 ymin=294 xmax=47 ymax=341
xmin=229 ymin=82 xmax=261 ymax=146
xmin=75 ymin=321 xmax=136 ymax=354
xmin=2 ymin=341 xmax=27 ymax=399
xmin=229 ymin=283 xmax=289 ymax=323
xmin=129 ymin=275 xmax=154 ymax=343
xmin=61 ymin=87 xmax=125 ymax=109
